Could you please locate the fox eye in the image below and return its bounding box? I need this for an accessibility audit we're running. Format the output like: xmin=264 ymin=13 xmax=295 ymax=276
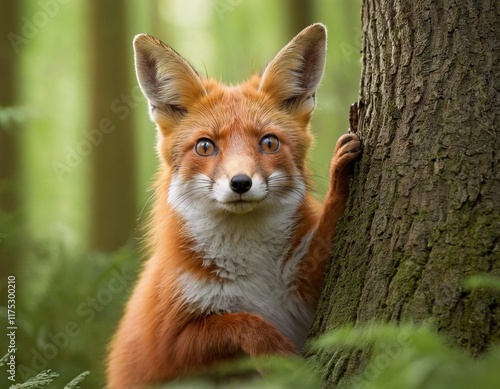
xmin=195 ymin=139 xmax=216 ymax=156
xmin=259 ymin=134 xmax=280 ymax=154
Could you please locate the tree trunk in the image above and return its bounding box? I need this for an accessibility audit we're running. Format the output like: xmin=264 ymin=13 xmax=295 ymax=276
xmin=88 ymin=1 xmax=137 ymax=251
xmin=309 ymin=0 xmax=500 ymax=386
xmin=0 ymin=0 xmax=21 ymax=295
xmin=287 ymin=0 xmax=314 ymax=35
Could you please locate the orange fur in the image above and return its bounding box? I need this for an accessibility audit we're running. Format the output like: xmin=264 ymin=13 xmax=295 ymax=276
xmin=107 ymin=23 xmax=361 ymax=388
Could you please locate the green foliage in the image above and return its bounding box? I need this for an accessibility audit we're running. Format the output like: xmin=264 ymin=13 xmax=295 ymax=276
xmin=1 ymin=368 xmax=89 ymax=389
xmin=63 ymin=371 xmax=90 ymax=389
xmin=9 ymin=370 xmax=59 ymax=389
xmin=156 ymin=356 xmax=320 ymax=389
xmin=0 ymin=238 xmax=139 ymax=388
xmin=311 ymin=323 xmax=500 ymax=389
xmin=1 ymin=354 xmax=88 ymax=389
xmin=152 ymin=320 xmax=500 ymax=389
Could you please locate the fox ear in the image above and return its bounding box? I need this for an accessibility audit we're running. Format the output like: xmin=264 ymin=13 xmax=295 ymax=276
xmin=259 ymin=23 xmax=327 ymax=115
xmin=133 ymin=34 xmax=206 ymax=122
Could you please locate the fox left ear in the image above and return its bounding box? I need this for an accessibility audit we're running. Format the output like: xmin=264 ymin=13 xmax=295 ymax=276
xmin=133 ymin=34 xmax=206 ymax=124
xmin=259 ymin=23 xmax=327 ymax=115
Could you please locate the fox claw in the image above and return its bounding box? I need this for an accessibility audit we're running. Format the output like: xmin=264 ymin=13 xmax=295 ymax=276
xmin=333 ymin=133 xmax=362 ymax=168
xmin=329 ymin=133 xmax=362 ymax=194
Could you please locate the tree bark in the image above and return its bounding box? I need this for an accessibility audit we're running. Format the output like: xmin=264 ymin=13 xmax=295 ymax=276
xmin=309 ymin=0 xmax=500 ymax=386
xmin=88 ymin=1 xmax=137 ymax=251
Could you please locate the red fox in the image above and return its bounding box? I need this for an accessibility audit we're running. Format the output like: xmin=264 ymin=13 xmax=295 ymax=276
xmin=107 ymin=23 xmax=361 ymax=388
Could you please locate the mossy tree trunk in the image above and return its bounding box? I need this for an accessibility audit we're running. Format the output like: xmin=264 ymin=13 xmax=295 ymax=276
xmin=309 ymin=0 xmax=500 ymax=386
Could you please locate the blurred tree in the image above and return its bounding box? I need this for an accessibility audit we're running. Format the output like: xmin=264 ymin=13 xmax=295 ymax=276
xmin=310 ymin=0 xmax=500 ymax=386
xmin=88 ymin=1 xmax=137 ymax=251
xmin=0 ymin=0 xmax=21 ymax=291
xmin=288 ymin=0 xmax=314 ymax=34
xmin=150 ymin=0 xmax=163 ymax=36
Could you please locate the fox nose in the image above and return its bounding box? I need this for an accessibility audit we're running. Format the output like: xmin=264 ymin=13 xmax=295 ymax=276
xmin=230 ymin=174 xmax=252 ymax=194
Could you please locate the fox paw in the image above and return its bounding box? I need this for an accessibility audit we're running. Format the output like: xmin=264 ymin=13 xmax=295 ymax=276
xmin=245 ymin=330 xmax=299 ymax=358
xmin=332 ymin=133 xmax=362 ymax=171
xmin=240 ymin=313 xmax=299 ymax=357
xmin=329 ymin=133 xmax=362 ymax=193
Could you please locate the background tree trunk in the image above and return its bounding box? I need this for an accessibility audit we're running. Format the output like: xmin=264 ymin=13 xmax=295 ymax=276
xmin=0 ymin=0 xmax=21 ymax=296
xmin=287 ymin=0 xmax=314 ymax=35
xmin=88 ymin=1 xmax=137 ymax=251
xmin=309 ymin=0 xmax=500 ymax=386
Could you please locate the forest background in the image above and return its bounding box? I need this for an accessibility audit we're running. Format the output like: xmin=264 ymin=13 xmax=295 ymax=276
xmin=0 ymin=1 xmax=361 ymax=387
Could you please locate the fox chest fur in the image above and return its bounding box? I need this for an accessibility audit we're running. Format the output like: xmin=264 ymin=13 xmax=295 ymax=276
xmin=169 ymin=173 xmax=315 ymax=347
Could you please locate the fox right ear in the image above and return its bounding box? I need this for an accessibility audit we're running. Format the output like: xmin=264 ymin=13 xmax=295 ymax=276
xmin=133 ymin=34 xmax=206 ymax=122
xmin=259 ymin=23 xmax=327 ymax=117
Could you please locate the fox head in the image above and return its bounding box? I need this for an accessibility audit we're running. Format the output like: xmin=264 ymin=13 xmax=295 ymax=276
xmin=134 ymin=24 xmax=326 ymax=216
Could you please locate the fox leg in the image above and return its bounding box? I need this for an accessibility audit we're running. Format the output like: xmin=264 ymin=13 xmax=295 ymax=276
xmin=168 ymin=312 xmax=299 ymax=376
xmin=296 ymin=133 xmax=362 ymax=305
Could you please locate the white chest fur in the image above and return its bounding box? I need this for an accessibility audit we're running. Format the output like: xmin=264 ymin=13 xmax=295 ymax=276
xmin=176 ymin=213 xmax=315 ymax=348
xmin=168 ymin=174 xmax=315 ymax=348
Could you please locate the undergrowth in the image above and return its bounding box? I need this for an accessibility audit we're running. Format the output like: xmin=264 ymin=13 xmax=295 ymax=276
xmin=1 ymin=233 xmax=499 ymax=389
